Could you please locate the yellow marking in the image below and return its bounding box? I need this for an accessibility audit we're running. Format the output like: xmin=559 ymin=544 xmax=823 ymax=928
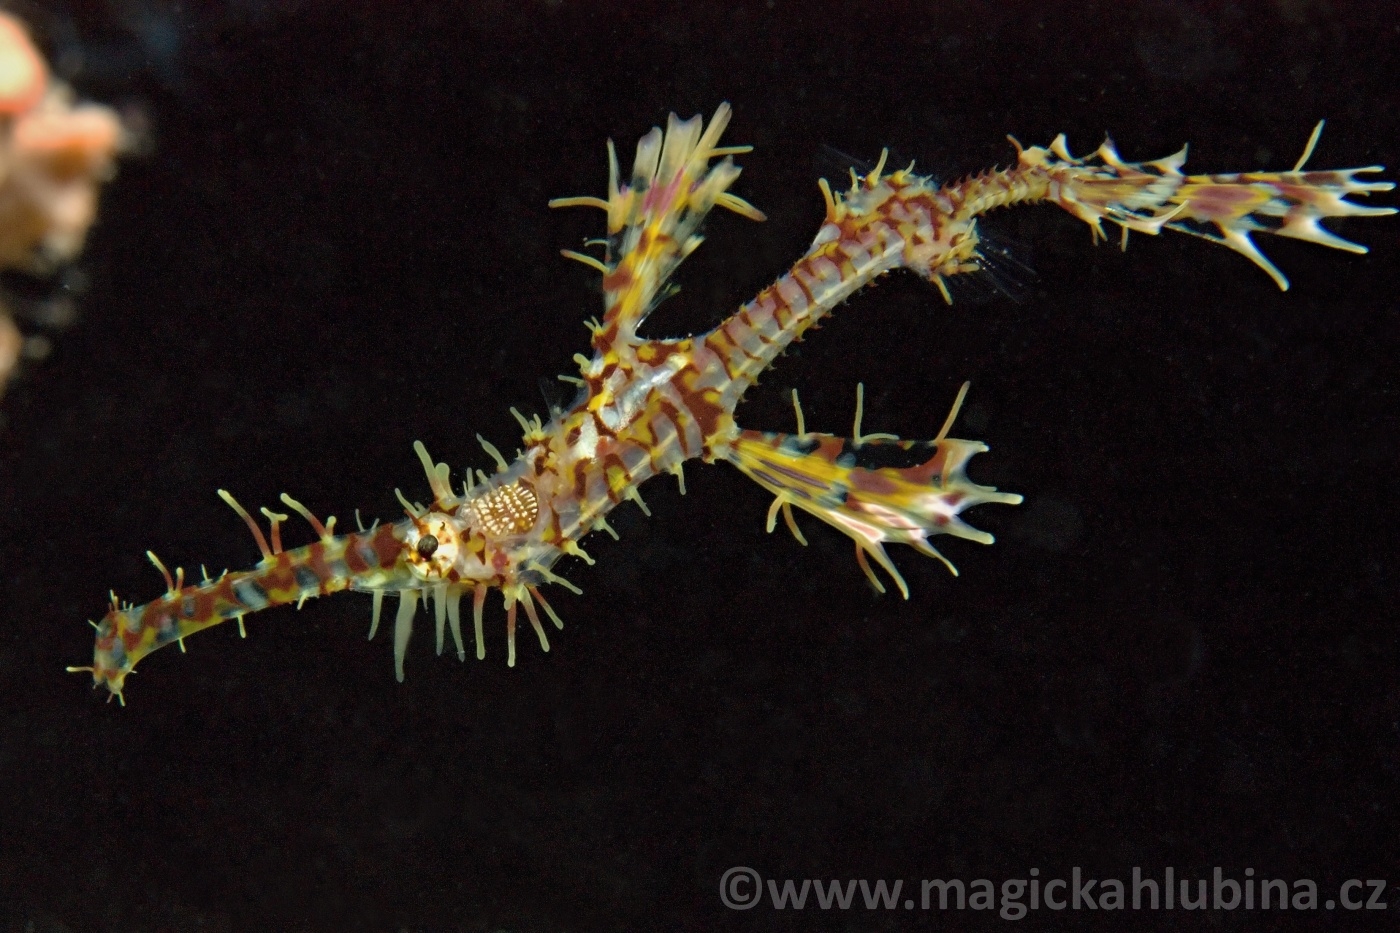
xmin=629 ymin=420 xmax=657 ymax=447
xmin=605 ymin=463 xmax=630 ymax=495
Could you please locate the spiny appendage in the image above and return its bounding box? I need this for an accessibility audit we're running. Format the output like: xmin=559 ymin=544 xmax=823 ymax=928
xmin=373 ymin=538 xmax=568 ymax=682
xmin=367 ymin=581 xmax=565 ymax=684
xmin=722 ymin=383 xmax=1022 ymax=598
xmin=69 ymin=490 xmax=408 ymax=703
xmin=549 ymin=101 xmax=765 ymax=339
xmin=1020 ymin=120 xmax=1395 ymax=290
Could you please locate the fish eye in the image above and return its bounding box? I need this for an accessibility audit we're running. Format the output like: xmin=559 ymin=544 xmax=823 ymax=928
xmin=416 ymin=534 xmax=439 ymax=558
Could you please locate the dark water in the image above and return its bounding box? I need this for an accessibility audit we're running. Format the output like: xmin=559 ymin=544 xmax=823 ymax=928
xmin=0 ymin=1 xmax=1396 ymax=930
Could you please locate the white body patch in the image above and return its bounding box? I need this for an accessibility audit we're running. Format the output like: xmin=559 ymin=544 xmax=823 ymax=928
xmin=599 ymin=357 xmax=685 ymax=432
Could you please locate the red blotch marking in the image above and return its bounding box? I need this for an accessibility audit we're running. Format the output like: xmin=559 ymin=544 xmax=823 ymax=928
xmin=257 ymin=554 xmax=298 ymax=599
xmin=190 ymin=590 xmax=217 ymax=624
xmin=303 ymin=541 xmax=333 ymax=589
xmin=370 ymin=525 xmax=403 ymax=568
xmin=603 ymin=267 xmax=633 ymax=293
xmin=850 ymin=470 xmax=899 ymax=495
xmin=343 ymin=534 xmax=370 ymax=574
xmin=1187 ymin=184 xmax=1265 ymax=220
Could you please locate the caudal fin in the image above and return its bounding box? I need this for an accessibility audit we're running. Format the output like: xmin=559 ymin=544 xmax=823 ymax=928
xmin=1027 ymin=120 xmax=1395 ymax=289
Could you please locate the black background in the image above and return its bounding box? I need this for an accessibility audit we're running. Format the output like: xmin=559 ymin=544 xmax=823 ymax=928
xmin=0 ymin=1 xmax=1396 ymax=930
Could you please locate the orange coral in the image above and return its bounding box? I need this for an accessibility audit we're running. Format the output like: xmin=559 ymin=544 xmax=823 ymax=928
xmin=0 ymin=10 xmax=127 ymax=397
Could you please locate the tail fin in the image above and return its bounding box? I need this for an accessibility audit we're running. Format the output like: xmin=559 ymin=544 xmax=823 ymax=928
xmin=1023 ymin=120 xmax=1395 ymax=289
xmin=69 ymin=492 xmax=415 ymax=703
xmin=721 ymin=384 xmax=1022 ymax=597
